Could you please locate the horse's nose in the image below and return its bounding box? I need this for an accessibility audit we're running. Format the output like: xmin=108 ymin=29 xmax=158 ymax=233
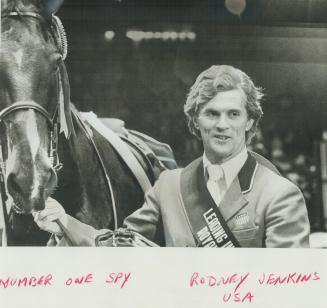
xmin=7 ymin=171 xmax=30 ymax=198
xmin=7 ymin=166 xmax=57 ymax=209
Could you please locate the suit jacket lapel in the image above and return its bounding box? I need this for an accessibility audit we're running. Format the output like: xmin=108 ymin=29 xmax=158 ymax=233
xmin=181 ymin=153 xmax=258 ymax=223
xmin=219 ymin=178 xmax=248 ymax=222
xmin=219 ymin=153 xmax=257 ymax=222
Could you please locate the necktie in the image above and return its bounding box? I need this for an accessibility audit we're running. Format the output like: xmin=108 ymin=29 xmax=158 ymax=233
xmin=206 ymin=164 xmax=226 ymax=206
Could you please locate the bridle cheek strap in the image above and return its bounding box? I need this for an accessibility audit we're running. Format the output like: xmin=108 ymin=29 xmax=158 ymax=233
xmin=0 ymin=101 xmax=60 ymax=169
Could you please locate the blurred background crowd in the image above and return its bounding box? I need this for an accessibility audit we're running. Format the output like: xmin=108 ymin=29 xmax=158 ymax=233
xmin=59 ymin=0 xmax=327 ymax=236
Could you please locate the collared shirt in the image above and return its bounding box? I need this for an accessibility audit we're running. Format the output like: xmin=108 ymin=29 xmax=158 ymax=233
xmin=203 ymin=147 xmax=248 ymax=189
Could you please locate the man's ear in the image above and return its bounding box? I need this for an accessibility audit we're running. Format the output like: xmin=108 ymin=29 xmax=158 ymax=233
xmin=193 ymin=117 xmax=199 ymax=130
xmin=246 ymin=119 xmax=254 ymax=132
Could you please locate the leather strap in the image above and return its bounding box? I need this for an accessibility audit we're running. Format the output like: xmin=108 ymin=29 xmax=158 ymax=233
xmin=80 ymin=112 xmax=152 ymax=194
xmin=0 ymin=101 xmax=53 ymax=124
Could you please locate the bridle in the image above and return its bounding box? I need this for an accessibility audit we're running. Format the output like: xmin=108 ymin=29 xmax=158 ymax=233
xmin=0 ymin=101 xmax=61 ymax=171
xmin=0 ymin=11 xmax=71 ymax=243
xmin=0 ymin=10 xmax=121 ymax=245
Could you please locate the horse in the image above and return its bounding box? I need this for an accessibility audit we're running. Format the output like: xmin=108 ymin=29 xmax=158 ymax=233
xmin=0 ymin=0 xmax=172 ymax=246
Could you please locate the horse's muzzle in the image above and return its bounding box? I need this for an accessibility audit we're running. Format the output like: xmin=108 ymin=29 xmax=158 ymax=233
xmin=7 ymin=167 xmax=58 ymax=214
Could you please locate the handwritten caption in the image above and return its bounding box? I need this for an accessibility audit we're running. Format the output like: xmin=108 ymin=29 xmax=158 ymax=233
xmin=0 ymin=272 xmax=131 ymax=289
xmin=189 ymin=271 xmax=321 ymax=303
xmin=0 ymin=270 xmax=321 ymax=304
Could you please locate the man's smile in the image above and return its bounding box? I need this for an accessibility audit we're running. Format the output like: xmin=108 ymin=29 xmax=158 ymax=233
xmin=213 ymin=134 xmax=231 ymax=142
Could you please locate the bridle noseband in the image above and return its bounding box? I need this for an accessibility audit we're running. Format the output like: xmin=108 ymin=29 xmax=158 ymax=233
xmin=0 ymin=101 xmax=62 ymax=172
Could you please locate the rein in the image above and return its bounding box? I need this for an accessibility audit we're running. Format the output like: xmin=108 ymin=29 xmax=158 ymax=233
xmin=72 ymin=110 xmax=119 ymax=231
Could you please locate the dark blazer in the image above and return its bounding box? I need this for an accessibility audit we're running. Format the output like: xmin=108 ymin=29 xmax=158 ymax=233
xmin=53 ymin=153 xmax=310 ymax=247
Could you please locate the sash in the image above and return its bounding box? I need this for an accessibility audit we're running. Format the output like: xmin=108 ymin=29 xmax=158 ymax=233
xmin=180 ymin=160 xmax=240 ymax=248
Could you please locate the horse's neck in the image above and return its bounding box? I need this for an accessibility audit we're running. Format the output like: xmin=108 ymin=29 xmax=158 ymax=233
xmin=55 ymin=127 xmax=113 ymax=229
xmin=55 ymin=114 xmax=145 ymax=230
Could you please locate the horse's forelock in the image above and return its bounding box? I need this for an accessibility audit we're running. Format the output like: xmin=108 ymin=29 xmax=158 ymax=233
xmin=2 ymin=0 xmax=45 ymax=15
xmin=1 ymin=6 xmax=55 ymax=49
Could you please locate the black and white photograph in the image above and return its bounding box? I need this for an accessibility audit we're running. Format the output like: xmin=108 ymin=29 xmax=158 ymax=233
xmin=0 ymin=0 xmax=327 ymax=307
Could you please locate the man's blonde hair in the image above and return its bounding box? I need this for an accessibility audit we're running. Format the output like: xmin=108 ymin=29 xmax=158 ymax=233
xmin=184 ymin=65 xmax=264 ymax=143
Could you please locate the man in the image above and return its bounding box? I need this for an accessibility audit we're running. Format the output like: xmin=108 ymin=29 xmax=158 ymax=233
xmin=35 ymin=65 xmax=310 ymax=247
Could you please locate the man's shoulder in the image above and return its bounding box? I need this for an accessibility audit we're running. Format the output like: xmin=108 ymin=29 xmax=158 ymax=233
xmin=255 ymin=159 xmax=301 ymax=194
xmin=249 ymin=151 xmax=280 ymax=175
xmin=156 ymin=157 xmax=202 ymax=183
xmin=245 ymin=151 xmax=302 ymax=196
xmin=156 ymin=167 xmax=182 ymax=184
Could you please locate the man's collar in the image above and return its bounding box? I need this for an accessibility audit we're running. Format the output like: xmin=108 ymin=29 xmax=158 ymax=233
xmin=203 ymin=147 xmax=248 ymax=188
xmin=238 ymin=153 xmax=258 ymax=193
xmin=185 ymin=151 xmax=258 ymax=195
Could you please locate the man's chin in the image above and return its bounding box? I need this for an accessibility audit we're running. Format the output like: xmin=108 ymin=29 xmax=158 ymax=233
xmin=211 ymin=144 xmax=231 ymax=155
xmin=207 ymin=148 xmax=232 ymax=164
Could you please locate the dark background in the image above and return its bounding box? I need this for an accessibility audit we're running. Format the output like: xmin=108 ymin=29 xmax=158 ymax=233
xmin=57 ymin=0 xmax=327 ymax=231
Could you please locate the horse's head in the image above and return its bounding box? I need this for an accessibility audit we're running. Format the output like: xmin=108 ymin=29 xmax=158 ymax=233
xmin=0 ymin=0 xmax=72 ymax=214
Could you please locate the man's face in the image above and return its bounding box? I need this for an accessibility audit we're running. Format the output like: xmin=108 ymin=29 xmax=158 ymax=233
xmin=194 ymin=89 xmax=254 ymax=164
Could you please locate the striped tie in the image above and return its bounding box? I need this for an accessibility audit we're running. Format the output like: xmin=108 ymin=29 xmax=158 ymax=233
xmin=206 ymin=164 xmax=226 ymax=206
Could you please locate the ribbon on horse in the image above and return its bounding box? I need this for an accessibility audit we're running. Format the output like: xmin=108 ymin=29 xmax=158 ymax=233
xmin=58 ymin=61 xmax=75 ymax=139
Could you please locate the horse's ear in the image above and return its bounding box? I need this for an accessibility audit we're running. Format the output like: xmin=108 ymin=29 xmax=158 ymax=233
xmin=44 ymin=0 xmax=64 ymax=16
